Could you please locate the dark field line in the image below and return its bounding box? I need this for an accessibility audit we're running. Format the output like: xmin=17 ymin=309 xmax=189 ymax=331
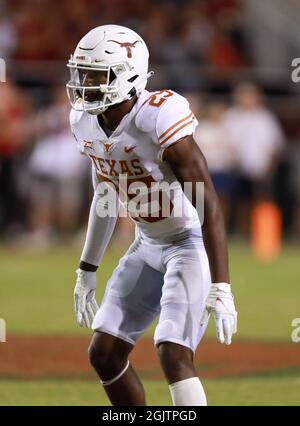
xmin=1 ymin=336 xmax=300 ymax=379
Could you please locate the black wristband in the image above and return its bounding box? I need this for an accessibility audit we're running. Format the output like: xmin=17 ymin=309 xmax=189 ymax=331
xmin=79 ymin=260 xmax=98 ymax=272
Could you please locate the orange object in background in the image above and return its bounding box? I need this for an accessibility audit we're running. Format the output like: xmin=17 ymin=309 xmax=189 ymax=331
xmin=251 ymin=202 xmax=282 ymax=262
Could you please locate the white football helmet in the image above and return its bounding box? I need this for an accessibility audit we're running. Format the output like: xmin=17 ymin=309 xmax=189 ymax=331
xmin=66 ymin=24 xmax=153 ymax=114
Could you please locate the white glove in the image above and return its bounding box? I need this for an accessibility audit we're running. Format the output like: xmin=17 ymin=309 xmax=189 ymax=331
xmin=74 ymin=269 xmax=99 ymax=328
xmin=201 ymin=283 xmax=237 ymax=345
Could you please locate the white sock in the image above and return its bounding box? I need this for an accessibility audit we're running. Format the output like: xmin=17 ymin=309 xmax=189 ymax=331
xmin=169 ymin=377 xmax=207 ymax=406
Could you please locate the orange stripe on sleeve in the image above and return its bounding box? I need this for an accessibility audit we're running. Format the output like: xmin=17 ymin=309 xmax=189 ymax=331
xmin=158 ymin=112 xmax=193 ymax=141
xmin=160 ymin=119 xmax=194 ymax=146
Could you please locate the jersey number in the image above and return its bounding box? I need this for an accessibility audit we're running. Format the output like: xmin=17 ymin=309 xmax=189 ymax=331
xmin=148 ymin=89 xmax=173 ymax=107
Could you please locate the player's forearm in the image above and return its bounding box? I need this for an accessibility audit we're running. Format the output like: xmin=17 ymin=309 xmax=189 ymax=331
xmin=163 ymin=136 xmax=230 ymax=282
xmin=202 ymin=194 xmax=230 ymax=283
xmin=79 ymin=192 xmax=117 ymax=270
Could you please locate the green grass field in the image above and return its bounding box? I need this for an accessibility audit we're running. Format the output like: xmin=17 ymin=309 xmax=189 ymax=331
xmin=0 ymin=241 xmax=300 ymax=405
xmin=1 ymin=374 xmax=300 ymax=406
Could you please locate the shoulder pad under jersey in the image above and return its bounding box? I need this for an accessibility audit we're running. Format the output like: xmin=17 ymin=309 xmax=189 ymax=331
xmin=135 ymin=89 xmax=197 ymax=156
xmin=135 ymin=90 xmax=184 ymax=132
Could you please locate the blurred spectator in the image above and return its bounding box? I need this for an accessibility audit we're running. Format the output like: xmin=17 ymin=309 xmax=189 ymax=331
xmin=14 ymin=1 xmax=58 ymax=61
xmin=27 ymin=88 xmax=89 ymax=245
xmin=149 ymin=4 xmax=205 ymax=91
xmin=207 ymin=26 xmax=242 ymax=74
xmin=225 ymin=82 xmax=284 ymax=234
xmin=194 ymin=102 xmax=237 ymax=226
xmin=0 ymin=81 xmax=29 ymax=238
xmin=207 ymin=3 xmax=245 ymax=75
xmin=287 ymin=131 xmax=300 ymax=238
xmin=183 ymin=2 xmax=213 ymax=60
xmin=0 ymin=6 xmax=17 ymax=59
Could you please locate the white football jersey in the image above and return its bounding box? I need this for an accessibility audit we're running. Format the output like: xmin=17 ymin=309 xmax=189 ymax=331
xmin=70 ymin=89 xmax=201 ymax=240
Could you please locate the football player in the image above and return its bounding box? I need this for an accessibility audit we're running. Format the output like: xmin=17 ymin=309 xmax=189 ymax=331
xmin=67 ymin=25 xmax=237 ymax=406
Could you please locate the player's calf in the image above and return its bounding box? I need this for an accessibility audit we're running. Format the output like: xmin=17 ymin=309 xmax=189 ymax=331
xmin=158 ymin=341 xmax=195 ymax=382
xmin=157 ymin=342 xmax=207 ymax=406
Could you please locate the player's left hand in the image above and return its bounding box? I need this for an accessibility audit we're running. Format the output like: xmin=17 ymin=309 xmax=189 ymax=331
xmin=74 ymin=269 xmax=99 ymax=328
xmin=200 ymin=283 xmax=237 ymax=345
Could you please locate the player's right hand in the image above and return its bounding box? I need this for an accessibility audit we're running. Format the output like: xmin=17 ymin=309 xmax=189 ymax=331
xmin=200 ymin=283 xmax=237 ymax=345
xmin=74 ymin=269 xmax=99 ymax=328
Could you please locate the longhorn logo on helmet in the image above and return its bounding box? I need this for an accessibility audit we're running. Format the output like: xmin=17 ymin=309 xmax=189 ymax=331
xmin=108 ymin=40 xmax=141 ymax=58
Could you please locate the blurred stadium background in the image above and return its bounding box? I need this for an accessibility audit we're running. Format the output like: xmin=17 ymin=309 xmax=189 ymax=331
xmin=0 ymin=0 xmax=300 ymax=406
